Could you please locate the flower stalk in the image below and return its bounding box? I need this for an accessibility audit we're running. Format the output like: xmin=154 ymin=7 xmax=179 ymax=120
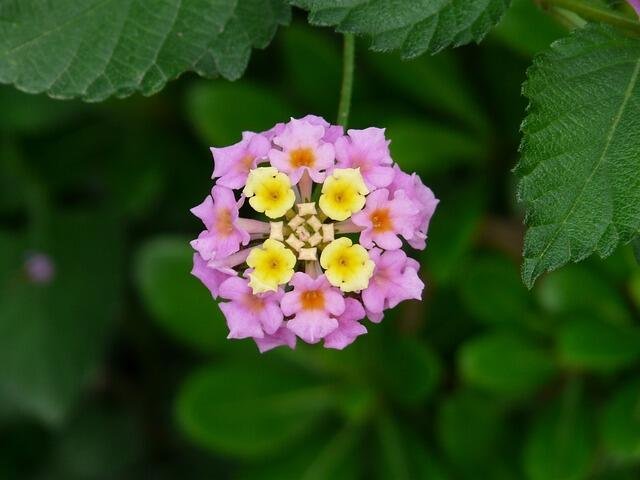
xmin=337 ymin=33 xmax=355 ymax=128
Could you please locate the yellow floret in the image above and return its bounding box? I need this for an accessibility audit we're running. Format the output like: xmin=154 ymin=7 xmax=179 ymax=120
xmin=246 ymin=239 xmax=296 ymax=293
xmin=320 ymin=237 xmax=374 ymax=292
xmin=243 ymin=167 xmax=296 ymax=219
xmin=319 ymin=168 xmax=369 ymax=221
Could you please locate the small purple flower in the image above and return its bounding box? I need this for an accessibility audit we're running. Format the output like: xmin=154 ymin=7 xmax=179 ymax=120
xmin=254 ymin=326 xmax=297 ymax=353
xmin=24 ymin=253 xmax=55 ymax=284
xmin=190 ymin=186 xmax=251 ymax=261
xmin=351 ymin=188 xmax=418 ymax=250
xmin=281 ymin=272 xmax=345 ymax=343
xmin=361 ymin=249 xmax=424 ymax=322
xmin=269 ymin=118 xmax=335 ymax=184
xmin=388 ymin=165 xmax=439 ymax=250
xmin=218 ymin=276 xmax=284 ymax=339
xmin=211 ymin=132 xmax=271 ymax=189
xmin=324 ymin=298 xmax=367 ymax=349
xmin=299 ymin=114 xmax=344 ymax=143
xmin=191 ymin=253 xmax=233 ymax=299
xmin=335 ymin=127 xmax=395 ymax=189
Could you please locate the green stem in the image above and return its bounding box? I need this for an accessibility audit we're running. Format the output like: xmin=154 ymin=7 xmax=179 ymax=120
xmin=539 ymin=0 xmax=640 ymax=34
xmin=337 ymin=33 xmax=355 ymax=128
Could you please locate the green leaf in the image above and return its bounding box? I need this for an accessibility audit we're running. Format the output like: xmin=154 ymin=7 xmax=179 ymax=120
xmin=364 ymin=51 xmax=488 ymax=132
xmin=49 ymin=406 xmax=142 ymax=479
xmin=536 ymin=264 xmax=632 ymax=324
xmin=421 ymin=181 xmax=486 ymax=286
xmin=437 ymin=390 xmax=506 ymax=472
xmin=491 ymin=0 xmax=564 ymax=57
xmin=374 ymin=414 xmax=448 ymax=480
xmin=633 ymin=237 xmax=640 ymax=264
xmin=601 ymin=380 xmax=640 ymax=463
xmin=281 ymin=24 xmax=341 ymax=118
xmin=291 ymin=0 xmax=511 ymax=58
xmin=386 ymin=118 xmax=486 ymax=176
xmin=459 ymin=332 xmax=556 ymax=396
xmin=186 ymin=81 xmax=294 ymax=146
xmin=134 ymin=237 xmax=228 ymax=352
xmin=238 ymin=426 xmax=361 ymax=480
xmin=523 ymin=382 xmax=595 ymax=480
xmin=517 ymin=25 xmax=640 ymax=287
xmin=557 ymin=318 xmax=640 ymax=373
xmin=0 ymin=0 xmax=290 ymax=101
xmin=372 ymin=333 xmax=441 ymax=407
xmin=176 ymin=360 xmax=334 ymax=458
xmin=459 ymin=254 xmax=533 ymax=326
xmin=0 ymin=212 xmax=123 ymax=424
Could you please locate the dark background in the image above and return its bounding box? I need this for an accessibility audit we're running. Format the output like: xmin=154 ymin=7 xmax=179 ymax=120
xmin=2 ymin=2 xmax=640 ymax=479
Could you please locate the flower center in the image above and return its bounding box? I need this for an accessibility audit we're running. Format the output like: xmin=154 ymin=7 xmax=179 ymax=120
xmin=290 ymin=148 xmax=315 ymax=168
xmin=301 ymin=290 xmax=325 ymax=310
xmin=243 ymin=293 xmax=264 ymax=312
xmin=371 ymin=208 xmax=392 ymax=233
xmin=216 ymin=208 xmax=235 ymax=235
xmin=240 ymin=154 xmax=254 ymax=170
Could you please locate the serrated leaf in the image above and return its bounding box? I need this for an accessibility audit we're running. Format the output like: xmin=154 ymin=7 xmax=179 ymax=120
xmin=0 ymin=0 xmax=289 ymax=101
xmin=291 ymin=0 xmax=511 ymax=58
xmin=517 ymin=25 xmax=640 ymax=287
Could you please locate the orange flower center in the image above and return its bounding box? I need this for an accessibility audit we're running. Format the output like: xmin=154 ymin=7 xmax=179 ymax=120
xmin=290 ymin=148 xmax=315 ymax=168
xmin=300 ymin=290 xmax=325 ymax=310
xmin=243 ymin=294 xmax=264 ymax=312
xmin=371 ymin=208 xmax=392 ymax=233
xmin=240 ymin=154 xmax=255 ymax=170
xmin=216 ymin=209 xmax=235 ymax=236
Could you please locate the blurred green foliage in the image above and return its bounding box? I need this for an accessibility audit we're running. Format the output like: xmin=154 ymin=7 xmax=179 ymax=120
xmin=1 ymin=9 xmax=640 ymax=480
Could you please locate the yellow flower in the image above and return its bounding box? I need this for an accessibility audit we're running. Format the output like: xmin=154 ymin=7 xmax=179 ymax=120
xmin=247 ymin=239 xmax=296 ymax=293
xmin=319 ymin=168 xmax=369 ymax=221
xmin=243 ymin=167 xmax=296 ymax=219
xmin=320 ymin=237 xmax=374 ymax=292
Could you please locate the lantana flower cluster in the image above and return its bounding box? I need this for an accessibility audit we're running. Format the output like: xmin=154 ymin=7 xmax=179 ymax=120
xmin=191 ymin=115 xmax=438 ymax=352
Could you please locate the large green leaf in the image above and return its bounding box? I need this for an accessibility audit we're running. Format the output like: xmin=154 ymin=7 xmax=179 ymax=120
xmin=523 ymin=383 xmax=596 ymax=480
xmin=176 ymin=360 xmax=335 ymax=458
xmin=557 ymin=318 xmax=640 ymax=373
xmin=134 ymin=237 xmax=228 ymax=352
xmin=0 ymin=0 xmax=289 ymax=101
xmin=0 ymin=212 xmax=123 ymax=424
xmin=459 ymin=332 xmax=556 ymax=396
xmin=601 ymin=380 xmax=640 ymax=463
xmin=291 ymin=0 xmax=511 ymax=58
xmin=517 ymin=25 xmax=640 ymax=287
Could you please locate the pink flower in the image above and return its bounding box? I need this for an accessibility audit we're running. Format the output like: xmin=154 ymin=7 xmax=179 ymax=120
xmin=281 ymin=273 xmax=345 ymax=343
xmin=628 ymin=0 xmax=640 ymax=17
xmin=335 ymin=127 xmax=394 ymax=189
xmin=190 ymin=186 xmax=250 ymax=260
xmin=324 ymin=298 xmax=367 ymax=349
xmin=211 ymin=132 xmax=271 ymax=189
xmin=191 ymin=253 xmax=233 ymax=299
xmin=361 ymin=249 xmax=424 ymax=322
xmin=387 ymin=165 xmax=439 ymax=250
xmin=254 ymin=326 xmax=297 ymax=353
xmin=351 ymin=188 xmax=419 ymax=250
xmin=299 ymin=114 xmax=344 ymax=143
xmin=218 ymin=276 xmax=284 ymax=339
xmin=269 ymin=118 xmax=335 ymax=184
